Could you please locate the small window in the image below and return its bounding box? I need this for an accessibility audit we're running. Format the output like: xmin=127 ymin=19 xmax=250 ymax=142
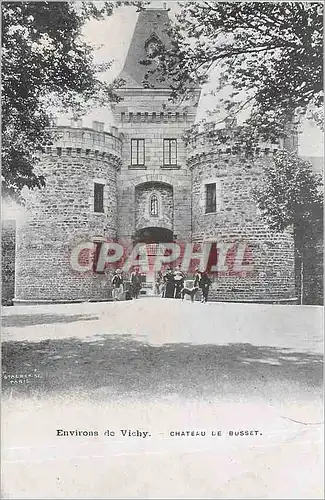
xmin=205 ymin=183 xmax=216 ymax=213
xmin=163 ymin=139 xmax=177 ymax=166
xmin=149 ymin=194 xmax=159 ymax=217
xmin=94 ymin=183 xmax=104 ymax=213
xmin=131 ymin=139 xmax=145 ymax=166
xmin=93 ymin=242 xmax=104 ymax=273
xmin=70 ymin=118 xmax=82 ymax=128
xmin=92 ymin=121 xmax=104 ymax=132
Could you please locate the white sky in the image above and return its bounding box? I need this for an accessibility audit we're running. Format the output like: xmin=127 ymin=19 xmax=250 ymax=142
xmin=81 ymin=1 xmax=324 ymax=157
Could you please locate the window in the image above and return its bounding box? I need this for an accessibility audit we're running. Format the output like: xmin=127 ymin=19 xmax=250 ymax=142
xmin=94 ymin=182 xmax=104 ymax=213
xmin=131 ymin=139 xmax=145 ymax=166
xmin=205 ymin=183 xmax=216 ymax=213
xmin=93 ymin=242 xmax=104 ymax=273
xmin=92 ymin=121 xmax=104 ymax=132
xmin=163 ymin=139 xmax=177 ymax=166
xmin=149 ymin=194 xmax=159 ymax=217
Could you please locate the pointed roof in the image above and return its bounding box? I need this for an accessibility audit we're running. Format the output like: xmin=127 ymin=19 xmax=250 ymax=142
xmin=119 ymin=9 xmax=173 ymax=89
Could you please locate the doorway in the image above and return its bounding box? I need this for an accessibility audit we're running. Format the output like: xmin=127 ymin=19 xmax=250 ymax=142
xmin=133 ymin=227 xmax=174 ymax=295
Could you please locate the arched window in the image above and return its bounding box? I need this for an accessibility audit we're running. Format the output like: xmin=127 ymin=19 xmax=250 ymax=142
xmin=149 ymin=194 xmax=159 ymax=217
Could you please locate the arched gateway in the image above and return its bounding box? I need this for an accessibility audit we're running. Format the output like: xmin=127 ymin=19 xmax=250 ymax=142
xmin=133 ymin=226 xmax=174 ymax=296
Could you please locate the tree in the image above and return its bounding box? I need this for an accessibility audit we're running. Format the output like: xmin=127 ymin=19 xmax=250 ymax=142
xmin=254 ymin=151 xmax=323 ymax=303
xmin=152 ymin=1 xmax=323 ymax=141
xmin=254 ymin=150 xmax=323 ymax=231
xmin=1 ymin=1 xmax=142 ymax=197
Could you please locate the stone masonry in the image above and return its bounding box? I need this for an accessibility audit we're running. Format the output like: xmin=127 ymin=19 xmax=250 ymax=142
xmin=188 ymin=130 xmax=296 ymax=302
xmin=112 ymin=88 xmax=199 ymax=245
xmin=14 ymin=127 xmax=121 ymax=303
xmin=1 ymin=220 xmax=16 ymax=305
xmin=12 ymin=8 xmax=302 ymax=304
xmin=135 ymin=182 xmax=173 ymax=232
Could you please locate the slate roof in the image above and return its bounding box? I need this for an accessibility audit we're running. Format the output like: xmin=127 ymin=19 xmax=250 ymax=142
xmin=118 ymin=9 xmax=173 ymax=89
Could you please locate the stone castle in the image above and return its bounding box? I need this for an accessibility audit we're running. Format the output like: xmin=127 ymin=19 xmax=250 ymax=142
xmin=6 ymin=8 xmax=301 ymax=304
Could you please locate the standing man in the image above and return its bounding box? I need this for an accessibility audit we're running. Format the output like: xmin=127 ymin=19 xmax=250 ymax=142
xmin=199 ymin=270 xmax=212 ymax=303
xmin=194 ymin=269 xmax=211 ymax=303
xmin=130 ymin=268 xmax=142 ymax=299
xmin=155 ymin=270 xmax=163 ymax=296
xmin=111 ymin=269 xmax=124 ymax=301
xmin=174 ymin=265 xmax=185 ymax=299
xmin=163 ymin=267 xmax=175 ymax=298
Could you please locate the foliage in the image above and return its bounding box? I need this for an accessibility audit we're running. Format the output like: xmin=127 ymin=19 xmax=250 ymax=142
xmin=1 ymin=1 xmax=143 ymax=197
xmin=253 ymin=150 xmax=323 ymax=236
xmin=151 ymin=1 xmax=323 ymax=141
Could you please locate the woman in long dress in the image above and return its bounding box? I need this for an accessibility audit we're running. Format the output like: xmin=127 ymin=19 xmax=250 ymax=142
xmin=163 ymin=268 xmax=175 ymax=298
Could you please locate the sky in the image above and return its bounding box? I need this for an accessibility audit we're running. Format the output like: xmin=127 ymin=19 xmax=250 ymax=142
xmin=81 ymin=1 xmax=324 ymax=157
xmin=78 ymin=1 xmax=323 ymax=156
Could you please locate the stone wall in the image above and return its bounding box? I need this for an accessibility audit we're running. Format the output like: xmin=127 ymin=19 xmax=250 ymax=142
xmin=114 ymin=89 xmax=198 ymax=243
xmin=14 ymin=127 xmax=121 ymax=303
xmin=301 ymin=213 xmax=323 ymax=305
xmin=188 ymin=131 xmax=296 ymax=302
xmin=135 ymin=182 xmax=173 ymax=231
xmin=1 ymin=220 xmax=16 ymax=305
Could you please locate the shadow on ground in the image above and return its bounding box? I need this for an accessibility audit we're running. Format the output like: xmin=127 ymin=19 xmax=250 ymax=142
xmin=2 ymin=334 xmax=323 ymax=401
xmin=1 ymin=314 xmax=98 ymax=328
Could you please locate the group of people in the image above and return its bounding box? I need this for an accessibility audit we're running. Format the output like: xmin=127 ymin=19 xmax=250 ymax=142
xmin=111 ymin=266 xmax=212 ymax=302
xmin=155 ymin=266 xmax=186 ymax=299
xmin=111 ymin=268 xmax=142 ymax=301
xmin=156 ymin=266 xmax=212 ymax=302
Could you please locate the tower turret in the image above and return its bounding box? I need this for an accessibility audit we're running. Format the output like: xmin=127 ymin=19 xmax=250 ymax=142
xmin=187 ymin=126 xmax=296 ymax=302
xmin=14 ymin=122 xmax=122 ymax=303
xmin=113 ymin=8 xmax=200 ymax=250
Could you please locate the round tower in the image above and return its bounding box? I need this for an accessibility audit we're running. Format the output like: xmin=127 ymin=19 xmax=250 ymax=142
xmin=14 ymin=123 xmax=122 ymax=304
xmin=188 ymin=126 xmax=296 ymax=303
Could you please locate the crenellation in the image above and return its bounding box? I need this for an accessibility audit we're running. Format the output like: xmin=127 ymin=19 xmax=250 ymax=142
xmin=10 ymin=7 xmax=305 ymax=305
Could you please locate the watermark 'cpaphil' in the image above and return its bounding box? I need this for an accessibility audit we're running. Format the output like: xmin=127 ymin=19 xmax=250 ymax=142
xmin=70 ymin=240 xmax=254 ymax=276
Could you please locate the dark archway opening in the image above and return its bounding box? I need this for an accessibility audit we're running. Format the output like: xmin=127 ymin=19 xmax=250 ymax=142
xmin=134 ymin=227 xmax=173 ymax=244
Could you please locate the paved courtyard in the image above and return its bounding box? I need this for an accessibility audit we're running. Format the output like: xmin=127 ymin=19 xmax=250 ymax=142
xmin=2 ymin=299 xmax=324 ymax=499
